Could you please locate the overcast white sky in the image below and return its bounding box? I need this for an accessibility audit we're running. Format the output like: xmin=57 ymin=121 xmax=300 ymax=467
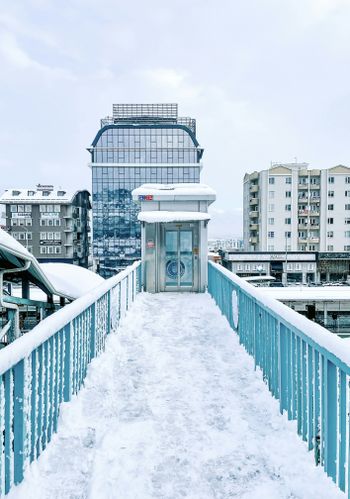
xmin=1 ymin=0 xmax=350 ymax=237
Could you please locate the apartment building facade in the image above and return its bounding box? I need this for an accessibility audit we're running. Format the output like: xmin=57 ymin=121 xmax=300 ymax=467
xmin=244 ymin=163 xmax=350 ymax=252
xmin=0 ymin=185 xmax=91 ymax=267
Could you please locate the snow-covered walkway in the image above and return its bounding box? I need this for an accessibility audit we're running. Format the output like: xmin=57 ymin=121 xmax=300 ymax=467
xmin=9 ymin=293 xmax=343 ymax=499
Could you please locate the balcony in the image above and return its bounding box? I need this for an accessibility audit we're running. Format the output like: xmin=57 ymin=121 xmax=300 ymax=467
xmin=309 ymin=225 xmax=320 ymax=230
xmin=249 ymin=236 xmax=258 ymax=244
xmin=249 ymin=223 xmax=258 ymax=230
xmin=249 ymin=184 xmax=259 ymax=193
xmin=298 ymin=183 xmax=308 ymax=189
xmin=298 ymin=197 xmax=308 ymax=203
xmin=249 ymin=198 xmax=259 ymax=206
xmin=310 ymin=197 xmax=320 ymax=203
xmin=249 ymin=211 xmax=259 ymax=218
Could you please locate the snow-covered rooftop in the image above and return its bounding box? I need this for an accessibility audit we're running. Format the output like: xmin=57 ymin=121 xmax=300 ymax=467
xmin=132 ymin=183 xmax=216 ymax=201
xmin=0 ymin=227 xmax=104 ymax=301
xmin=0 ymin=187 xmax=89 ymax=204
xmin=39 ymin=263 xmax=105 ymax=300
xmin=263 ymin=286 xmax=350 ymax=301
xmin=138 ymin=211 xmax=211 ymax=223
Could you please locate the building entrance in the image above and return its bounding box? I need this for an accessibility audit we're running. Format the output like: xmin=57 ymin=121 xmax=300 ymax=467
xmin=160 ymin=224 xmax=199 ymax=292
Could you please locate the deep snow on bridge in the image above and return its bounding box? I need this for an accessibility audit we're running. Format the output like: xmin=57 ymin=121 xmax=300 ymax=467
xmin=8 ymin=293 xmax=343 ymax=499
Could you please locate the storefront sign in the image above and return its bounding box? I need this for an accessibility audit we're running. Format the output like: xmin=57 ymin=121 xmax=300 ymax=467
xmin=138 ymin=195 xmax=153 ymax=201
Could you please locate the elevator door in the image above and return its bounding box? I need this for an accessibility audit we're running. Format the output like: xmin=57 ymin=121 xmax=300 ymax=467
xmin=162 ymin=224 xmax=198 ymax=291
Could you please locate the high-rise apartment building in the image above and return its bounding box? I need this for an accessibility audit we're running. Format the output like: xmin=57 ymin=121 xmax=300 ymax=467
xmin=0 ymin=185 xmax=91 ymax=267
xmin=88 ymin=103 xmax=203 ymax=277
xmin=244 ymin=163 xmax=350 ymax=252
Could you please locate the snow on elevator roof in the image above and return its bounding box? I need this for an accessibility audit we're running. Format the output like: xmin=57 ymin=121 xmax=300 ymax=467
xmin=132 ymin=183 xmax=216 ymax=201
xmin=138 ymin=211 xmax=211 ymax=223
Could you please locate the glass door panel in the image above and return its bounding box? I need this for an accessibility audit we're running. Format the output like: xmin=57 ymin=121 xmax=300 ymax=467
xmin=165 ymin=230 xmax=178 ymax=287
xmin=179 ymin=230 xmax=193 ymax=287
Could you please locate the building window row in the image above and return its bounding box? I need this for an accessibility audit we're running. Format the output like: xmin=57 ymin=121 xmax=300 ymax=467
xmin=40 ymin=246 xmax=62 ymax=254
xmin=12 ymin=232 xmax=32 ymax=240
xmin=40 ymin=232 xmax=61 ymax=240
xmin=11 ymin=218 xmax=32 ymax=227
xmin=39 ymin=205 xmax=61 ymax=213
xmin=39 ymin=219 xmax=61 ymax=226
xmin=10 ymin=205 xmax=32 ymax=213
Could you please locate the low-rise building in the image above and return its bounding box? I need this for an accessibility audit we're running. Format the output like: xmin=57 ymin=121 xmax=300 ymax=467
xmin=0 ymin=185 xmax=91 ymax=267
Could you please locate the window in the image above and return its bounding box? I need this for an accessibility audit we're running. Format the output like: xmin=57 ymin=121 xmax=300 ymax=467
xmin=55 ymin=246 xmax=61 ymax=254
xmin=268 ymin=218 xmax=274 ymax=225
xmin=27 ymin=191 xmax=35 ymax=196
xmin=54 ymin=205 xmax=60 ymax=213
xmin=25 ymin=219 xmax=32 ymax=226
xmin=346 ymin=191 xmax=350 ymax=197
xmin=285 ymin=177 xmax=292 ymax=184
xmin=285 ymin=191 xmax=291 ymax=198
xmin=268 ymin=177 xmax=275 ymax=184
xmin=346 ymin=218 xmax=350 ymax=224
xmin=17 ymin=205 xmax=24 ymax=213
xmin=10 ymin=205 xmax=17 ymax=213
xmin=285 ymin=204 xmax=291 ymax=211
xmin=328 ymin=176 xmax=334 ymax=184
xmin=346 ymin=205 xmax=350 ymax=210
xmin=345 ymin=231 xmax=350 ymax=237
xmin=268 ymin=231 xmax=274 ymax=238
xmin=40 ymin=247 xmax=47 ymax=254
xmin=25 ymin=205 xmax=32 ymax=213
xmin=346 ymin=177 xmax=350 ymax=184
xmin=328 ymin=204 xmax=334 ymax=210
xmin=268 ymin=204 xmax=274 ymax=212
xmin=327 ymin=245 xmax=334 ymax=251
xmin=285 ymin=218 xmax=291 ymax=224
xmin=54 ymin=232 xmax=61 ymax=240
xmin=269 ymin=191 xmax=275 ymax=199
xmin=328 ymin=191 xmax=334 ymax=197
xmin=40 ymin=232 xmax=47 ymax=240
xmin=345 ymin=245 xmax=350 ymax=251
xmin=285 ymin=231 xmax=291 ymax=238
xmin=327 ymin=218 xmax=334 ymax=224
xmin=57 ymin=191 xmax=66 ymax=196
xmin=327 ymin=231 xmax=334 ymax=237
xmin=47 ymin=232 xmax=54 ymax=240
xmin=42 ymin=191 xmax=50 ymax=196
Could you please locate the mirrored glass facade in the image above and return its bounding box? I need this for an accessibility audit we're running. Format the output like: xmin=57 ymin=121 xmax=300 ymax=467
xmin=89 ymin=104 xmax=203 ymax=277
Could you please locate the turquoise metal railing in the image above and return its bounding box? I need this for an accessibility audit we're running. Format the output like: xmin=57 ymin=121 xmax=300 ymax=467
xmin=208 ymin=261 xmax=350 ymax=497
xmin=0 ymin=261 xmax=142 ymax=496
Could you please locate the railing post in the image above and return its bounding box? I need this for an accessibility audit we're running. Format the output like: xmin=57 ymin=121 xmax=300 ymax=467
xmin=90 ymin=302 xmax=96 ymax=359
xmin=63 ymin=323 xmax=72 ymax=402
xmin=107 ymin=291 xmax=111 ymax=334
xmin=13 ymin=360 xmax=26 ymax=485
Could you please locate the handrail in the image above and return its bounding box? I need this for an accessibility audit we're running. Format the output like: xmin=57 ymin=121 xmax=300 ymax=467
xmin=208 ymin=261 xmax=350 ymax=496
xmin=0 ymin=261 xmax=142 ymax=496
xmin=0 ymin=320 xmax=11 ymax=342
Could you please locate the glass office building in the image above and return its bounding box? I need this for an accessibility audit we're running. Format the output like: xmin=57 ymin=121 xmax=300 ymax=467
xmin=88 ymin=104 xmax=204 ymax=277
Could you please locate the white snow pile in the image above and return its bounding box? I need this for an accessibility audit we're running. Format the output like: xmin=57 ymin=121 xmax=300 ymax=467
xmin=39 ymin=263 xmax=104 ymax=299
xmin=138 ymin=211 xmax=211 ymax=223
xmin=0 ymin=227 xmax=31 ymax=258
xmin=8 ymin=293 xmax=343 ymax=499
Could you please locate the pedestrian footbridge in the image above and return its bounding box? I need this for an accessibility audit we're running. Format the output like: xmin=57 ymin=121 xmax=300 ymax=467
xmin=0 ymin=262 xmax=348 ymax=498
